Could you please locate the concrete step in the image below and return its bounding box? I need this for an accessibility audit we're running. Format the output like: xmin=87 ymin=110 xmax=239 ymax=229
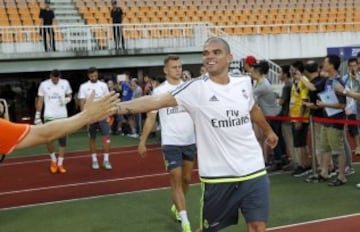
xmin=51 ymin=5 xmax=77 ymax=10
xmin=55 ymin=9 xmax=79 ymax=15
xmin=50 ymin=0 xmax=73 ymax=4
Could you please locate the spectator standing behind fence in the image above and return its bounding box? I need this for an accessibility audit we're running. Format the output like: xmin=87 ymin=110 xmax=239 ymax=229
xmin=296 ymin=61 xmax=327 ymax=181
xmin=316 ymin=54 xmax=347 ymax=187
xmin=78 ymin=67 xmax=113 ymax=170
xmin=34 ymin=70 xmax=72 ymax=174
xmin=39 ymin=1 xmax=56 ymax=52
xmin=278 ymin=65 xmax=295 ymax=171
xmin=111 ymin=0 xmax=125 ymax=50
xmin=339 ymin=58 xmax=359 ymax=176
xmin=289 ymin=61 xmax=311 ymax=177
xmin=250 ymin=61 xmax=286 ymax=171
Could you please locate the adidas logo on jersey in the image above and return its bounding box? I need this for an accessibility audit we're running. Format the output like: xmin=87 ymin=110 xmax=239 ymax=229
xmin=209 ymin=95 xmax=219 ymax=102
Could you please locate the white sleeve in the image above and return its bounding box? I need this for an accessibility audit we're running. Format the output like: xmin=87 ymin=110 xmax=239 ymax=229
xmin=38 ymin=82 xmax=45 ymax=97
xmin=171 ymin=80 xmax=199 ymax=112
xmin=77 ymin=84 xmax=85 ymax=99
xmin=65 ymin=80 xmax=72 ymax=95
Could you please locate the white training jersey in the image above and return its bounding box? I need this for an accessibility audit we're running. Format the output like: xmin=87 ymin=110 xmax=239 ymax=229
xmin=38 ymin=79 xmax=72 ymax=119
xmin=172 ymin=75 xmax=265 ymax=178
xmin=152 ymin=80 xmax=195 ymax=146
xmin=78 ymin=80 xmax=109 ymax=100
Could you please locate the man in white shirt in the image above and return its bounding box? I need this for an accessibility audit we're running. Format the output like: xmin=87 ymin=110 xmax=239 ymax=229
xmin=78 ymin=67 xmax=112 ymax=170
xmin=34 ymin=70 xmax=72 ymax=174
xmin=138 ymin=55 xmax=196 ymax=232
xmin=115 ymin=37 xmax=277 ymax=232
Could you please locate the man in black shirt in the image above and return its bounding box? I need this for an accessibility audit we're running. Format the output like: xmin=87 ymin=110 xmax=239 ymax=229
xmin=39 ymin=1 xmax=56 ymax=52
xmin=111 ymin=1 xmax=125 ymax=50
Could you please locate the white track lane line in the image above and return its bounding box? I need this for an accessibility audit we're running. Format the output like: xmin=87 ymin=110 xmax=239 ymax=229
xmin=1 ymin=147 xmax=162 ymax=167
xmin=0 ymin=169 xmax=199 ymax=196
xmin=0 ymin=182 xmax=201 ymax=212
xmin=267 ymin=213 xmax=360 ymax=230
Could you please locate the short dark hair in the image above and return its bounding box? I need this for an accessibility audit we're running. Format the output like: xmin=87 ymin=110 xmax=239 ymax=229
xmin=164 ymin=55 xmax=180 ymax=66
xmin=281 ymin=65 xmax=291 ymax=77
xmin=88 ymin=66 xmax=97 ymax=74
xmin=291 ymin=60 xmax=305 ymax=73
xmin=348 ymin=57 xmax=358 ymax=65
xmin=50 ymin=69 xmax=61 ymax=77
xmin=304 ymin=61 xmax=319 ymax=73
xmin=326 ymin=54 xmax=341 ymax=70
xmin=252 ymin=61 xmax=269 ymax=75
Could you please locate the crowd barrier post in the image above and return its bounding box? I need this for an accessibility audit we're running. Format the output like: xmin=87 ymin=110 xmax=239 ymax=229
xmin=309 ymin=115 xmax=317 ymax=177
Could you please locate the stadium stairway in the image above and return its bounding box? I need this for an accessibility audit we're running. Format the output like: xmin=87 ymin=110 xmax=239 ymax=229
xmin=50 ymin=0 xmax=95 ymax=50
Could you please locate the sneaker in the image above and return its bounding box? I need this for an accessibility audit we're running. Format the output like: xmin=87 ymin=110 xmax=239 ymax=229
xmin=356 ymin=182 xmax=360 ymax=188
xmin=58 ymin=165 xmax=67 ymax=174
xmin=329 ymin=169 xmax=338 ymax=178
xmin=50 ymin=161 xmax=58 ymax=174
xmin=304 ymin=173 xmax=319 ymax=183
xmin=170 ymin=204 xmax=181 ymax=222
xmin=103 ymin=161 xmax=112 ymax=170
xmin=292 ymin=166 xmax=311 ymax=177
xmin=92 ymin=160 xmax=100 ymax=170
xmin=345 ymin=166 xmax=355 ymax=176
xmin=182 ymin=222 xmax=192 ymax=232
xmin=127 ymin=133 xmax=139 ymax=138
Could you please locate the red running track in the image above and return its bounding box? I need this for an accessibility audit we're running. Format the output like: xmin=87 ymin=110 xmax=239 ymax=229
xmin=0 ymin=144 xmax=199 ymax=209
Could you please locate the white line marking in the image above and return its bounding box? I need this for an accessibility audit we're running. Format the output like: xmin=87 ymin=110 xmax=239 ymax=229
xmin=0 ymin=147 xmax=162 ymax=167
xmin=0 ymin=183 xmax=201 ymax=212
xmin=0 ymin=169 xmax=199 ymax=196
xmin=268 ymin=213 xmax=360 ymax=230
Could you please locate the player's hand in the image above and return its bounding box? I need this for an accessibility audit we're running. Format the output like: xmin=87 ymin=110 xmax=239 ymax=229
xmin=264 ymin=130 xmax=278 ymax=149
xmin=138 ymin=141 xmax=147 ymax=158
xmin=83 ymin=91 xmax=120 ymax=124
xmin=34 ymin=112 xmax=43 ymax=125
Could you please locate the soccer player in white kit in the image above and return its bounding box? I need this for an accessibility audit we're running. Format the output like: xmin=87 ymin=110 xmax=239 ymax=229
xmin=115 ymin=37 xmax=278 ymax=232
xmin=78 ymin=67 xmax=112 ymax=170
xmin=138 ymin=55 xmax=196 ymax=232
xmin=34 ymin=70 xmax=72 ymax=174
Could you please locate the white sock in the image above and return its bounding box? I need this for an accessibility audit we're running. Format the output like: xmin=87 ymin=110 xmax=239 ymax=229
xmin=91 ymin=153 xmax=98 ymax=162
xmin=179 ymin=210 xmax=189 ymax=226
xmin=49 ymin=152 xmax=56 ymax=162
xmin=103 ymin=153 xmax=109 ymax=162
xmin=57 ymin=157 xmax=64 ymax=166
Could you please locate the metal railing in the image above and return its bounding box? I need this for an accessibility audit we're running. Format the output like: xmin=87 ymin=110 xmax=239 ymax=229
xmin=0 ymin=23 xmax=210 ymax=53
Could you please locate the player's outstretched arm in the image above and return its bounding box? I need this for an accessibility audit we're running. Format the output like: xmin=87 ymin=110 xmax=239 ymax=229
xmin=16 ymin=91 xmax=120 ymax=150
xmin=116 ymin=93 xmax=177 ymax=115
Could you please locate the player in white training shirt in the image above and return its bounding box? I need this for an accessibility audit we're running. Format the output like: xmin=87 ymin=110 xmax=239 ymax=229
xmin=115 ymin=37 xmax=277 ymax=232
xmin=138 ymin=55 xmax=195 ymax=232
xmin=78 ymin=67 xmax=112 ymax=170
xmin=34 ymin=69 xmax=72 ymax=174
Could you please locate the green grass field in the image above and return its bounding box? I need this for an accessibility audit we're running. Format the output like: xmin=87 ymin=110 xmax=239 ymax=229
xmin=2 ymin=132 xmax=360 ymax=232
xmin=1 ymin=168 xmax=360 ymax=232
